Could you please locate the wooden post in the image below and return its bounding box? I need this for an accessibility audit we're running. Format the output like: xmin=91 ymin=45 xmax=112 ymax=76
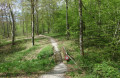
xmin=53 ymin=47 xmax=62 ymax=64
xmin=61 ymin=47 xmax=67 ymax=63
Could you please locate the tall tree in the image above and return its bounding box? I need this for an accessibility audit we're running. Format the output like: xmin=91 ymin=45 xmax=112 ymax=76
xmin=1 ymin=9 xmax=5 ymax=37
xmin=42 ymin=15 xmax=44 ymax=34
xmin=66 ymin=0 xmax=70 ymax=39
xmin=5 ymin=8 xmax=9 ymax=38
xmin=47 ymin=3 xmax=50 ymax=34
xmin=9 ymin=3 xmax=15 ymax=45
xmin=22 ymin=8 xmax=25 ymax=36
xmin=35 ymin=0 xmax=39 ymax=35
xmin=31 ymin=0 xmax=35 ymax=45
xmin=79 ymin=0 xmax=84 ymax=56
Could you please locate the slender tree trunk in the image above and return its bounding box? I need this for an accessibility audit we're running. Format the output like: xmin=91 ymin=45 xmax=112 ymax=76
xmin=5 ymin=10 xmax=9 ymax=38
xmin=25 ymin=20 xmax=28 ymax=37
xmin=66 ymin=0 xmax=70 ymax=39
xmin=97 ymin=0 xmax=101 ymax=37
xmin=23 ymin=20 xmax=25 ymax=35
xmin=48 ymin=0 xmax=52 ymax=34
xmin=36 ymin=0 xmax=39 ymax=35
xmin=9 ymin=4 xmax=15 ymax=45
xmin=98 ymin=0 xmax=101 ymax=25
xmin=48 ymin=20 xmax=50 ymax=34
xmin=21 ymin=0 xmax=25 ymax=36
xmin=47 ymin=17 xmax=51 ymax=34
xmin=9 ymin=12 xmax=12 ymax=37
xmin=47 ymin=12 xmax=50 ymax=34
xmin=79 ymin=0 xmax=84 ymax=56
xmin=42 ymin=24 xmax=44 ymax=34
xmin=42 ymin=18 xmax=44 ymax=34
xmin=36 ymin=10 xmax=39 ymax=35
xmin=31 ymin=0 xmax=35 ymax=46
xmin=1 ymin=10 xmax=5 ymax=37
xmin=51 ymin=4 xmax=55 ymax=33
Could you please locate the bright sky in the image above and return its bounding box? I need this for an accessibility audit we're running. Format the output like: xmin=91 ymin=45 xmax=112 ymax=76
xmin=12 ymin=0 xmax=22 ymax=13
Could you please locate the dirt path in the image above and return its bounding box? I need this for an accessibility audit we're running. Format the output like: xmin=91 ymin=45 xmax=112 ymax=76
xmin=39 ymin=35 xmax=67 ymax=78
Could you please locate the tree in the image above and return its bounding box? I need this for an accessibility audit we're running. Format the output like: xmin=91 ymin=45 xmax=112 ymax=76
xmin=31 ymin=0 xmax=35 ymax=46
xmin=1 ymin=9 xmax=5 ymax=37
xmin=78 ymin=0 xmax=84 ymax=56
xmin=5 ymin=8 xmax=9 ymax=38
xmin=66 ymin=0 xmax=70 ymax=39
xmin=22 ymin=8 xmax=25 ymax=36
xmin=8 ymin=3 xmax=15 ymax=45
xmin=35 ymin=0 xmax=39 ymax=35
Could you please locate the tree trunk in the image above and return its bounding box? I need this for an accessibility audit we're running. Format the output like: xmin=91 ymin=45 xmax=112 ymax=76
xmin=47 ymin=11 xmax=50 ymax=34
xmin=31 ymin=0 xmax=35 ymax=46
xmin=9 ymin=4 xmax=15 ymax=45
xmin=98 ymin=0 xmax=101 ymax=26
xmin=5 ymin=9 xmax=9 ymax=38
xmin=36 ymin=10 xmax=39 ymax=35
xmin=79 ymin=0 xmax=84 ymax=56
xmin=97 ymin=0 xmax=101 ymax=37
xmin=23 ymin=20 xmax=25 ymax=35
xmin=36 ymin=0 xmax=39 ymax=35
xmin=66 ymin=0 xmax=70 ymax=39
xmin=48 ymin=20 xmax=50 ymax=34
xmin=1 ymin=10 xmax=5 ymax=37
xmin=8 ymin=12 xmax=12 ymax=37
xmin=42 ymin=19 xmax=44 ymax=34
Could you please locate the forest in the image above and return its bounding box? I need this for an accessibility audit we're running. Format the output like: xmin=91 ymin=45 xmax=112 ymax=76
xmin=0 ymin=0 xmax=120 ymax=78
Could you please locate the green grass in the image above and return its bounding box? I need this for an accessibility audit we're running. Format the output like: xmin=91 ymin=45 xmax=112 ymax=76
xmin=4 ymin=44 xmax=41 ymax=62
xmin=0 ymin=40 xmax=27 ymax=62
xmin=0 ymin=45 xmax=55 ymax=76
xmin=0 ymin=37 xmax=55 ymax=77
xmin=37 ymin=45 xmax=53 ymax=59
xmin=0 ymin=36 xmax=50 ymax=62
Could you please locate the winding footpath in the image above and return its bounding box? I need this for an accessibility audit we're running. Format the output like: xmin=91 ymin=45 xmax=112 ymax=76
xmin=39 ymin=35 xmax=67 ymax=78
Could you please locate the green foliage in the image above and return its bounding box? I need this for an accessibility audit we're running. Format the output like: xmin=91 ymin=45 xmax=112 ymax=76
xmin=52 ymin=10 xmax=66 ymax=33
xmin=93 ymin=62 xmax=120 ymax=78
xmin=37 ymin=45 xmax=53 ymax=59
xmin=67 ymin=72 xmax=75 ymax=77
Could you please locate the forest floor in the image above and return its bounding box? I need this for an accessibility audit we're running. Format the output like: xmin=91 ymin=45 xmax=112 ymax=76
xmin=0 ymin=34 xmax=88 ymax=78
xmin=1 ymin=34 xmax=120 ymax=78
